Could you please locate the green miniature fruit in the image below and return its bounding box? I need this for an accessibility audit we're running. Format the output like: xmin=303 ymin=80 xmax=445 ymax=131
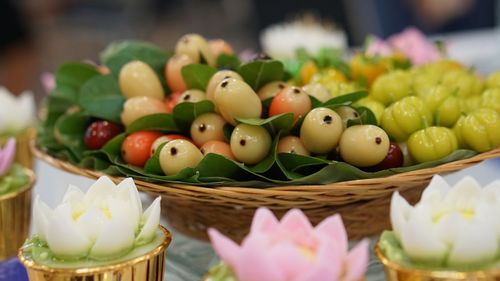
xmin=230 ymin=124 xmax=271 ymax=164
xmin=159 ymin=140 xmax=203 ymax=175
xmin=339 ymin=125 xmax=390 ymax=167
xmin=119 ymin=60 xmax=164 ymax=100
xmin=214 ymin=78 xmax=262 ymax=125
xmin=190 ymin=113 xmax=226 ymax=147
xmin=300 ymin=107 xmax=343 ymax=154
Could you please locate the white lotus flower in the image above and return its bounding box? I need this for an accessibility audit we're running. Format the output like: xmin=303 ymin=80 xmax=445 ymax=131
xmin=391 ymin=175 xmax=500 ymax=268
xmin=260 ymin=19 xmax=347 ymax=59
xmin=33 ymin=176 xmax=161 ymax=259
xmin=0 ymin=87 xmax=36 ymax=135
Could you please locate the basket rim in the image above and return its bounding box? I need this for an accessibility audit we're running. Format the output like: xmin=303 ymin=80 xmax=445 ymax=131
xmin=32 ymin=141 xmax=500 ymax=196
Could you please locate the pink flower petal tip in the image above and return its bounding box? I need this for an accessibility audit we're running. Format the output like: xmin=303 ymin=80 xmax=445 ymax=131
xmin=208 ymin=207 xmax=369 ymax=281
xmin=0 ymin=138 xmax=16 ymax=176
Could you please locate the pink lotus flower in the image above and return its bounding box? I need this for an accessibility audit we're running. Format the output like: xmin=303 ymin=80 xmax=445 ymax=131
xmin=40 ymin=72 xmax=55 ymax=94
xmin=388 ymin=27 xmax=441 ymax=65
xmin=365 ymin=36 xmax=393 ymax=57
xmin=208 ymin=208 xmax=369 ymax=281
xmin=0 ymin=138 xmax=16 ymax=177
xmin=365 ymin=27 xmax=441 ymax=65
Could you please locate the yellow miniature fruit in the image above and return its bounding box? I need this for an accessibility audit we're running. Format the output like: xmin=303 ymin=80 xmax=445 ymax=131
xmin=119 ymin=60 xmax=164 ymax=100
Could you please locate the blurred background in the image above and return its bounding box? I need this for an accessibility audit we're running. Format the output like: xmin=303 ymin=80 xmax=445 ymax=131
xmin=1 ymin=0 xmax=498 ymax=97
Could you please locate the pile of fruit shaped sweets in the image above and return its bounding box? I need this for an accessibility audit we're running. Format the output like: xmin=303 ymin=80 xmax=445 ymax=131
xmin=37 ymin=32 xmax=500 ymax=186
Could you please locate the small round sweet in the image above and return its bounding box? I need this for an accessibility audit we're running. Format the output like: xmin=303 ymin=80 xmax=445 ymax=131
xmin=175 ymin=33 xmax=216 ymax=66
xmin=119 ymin=60 xmax=164 ymax=100
xmin=300 ymin=107 xmax=343 ymax=154
xmin=334 ymin=106 xmax=359 ymax=129
xmin=165 ymin=54 xmax=194 ymax=93
xmin=208 ymin=39 xmax=234 ymax=57
xmin=121 ymin=96 xmax=168 ymax=126
xmin=164 ymin=92 xmax=183 ymax=113
xmin=214 ymin=78 xmax=262 ymax=125
xmin=159 ymin=140 xmax=203 ymax=175
xmin=190 ymin=113 xmax=226 ymax=146
xmin=177 ymin=89 xmax=207 ymax=104
xmin=339 ymin=125 xmax=390 ymax=167
xmin=206 ymin=70 xmax=243 ymax=102
xmin=230 ymin=124 xmax=271 ymax=164
xmin=302 ymin=83 xmax=331 ymax=103
xmin=269 ymin=86 xmax=311 ymax=121
xmin=277 ymin=136 xmax=310 ymax=156
xmin=84 ymin=121 xmax=123 ymax=150
xmin=200 ymin=140 xmax=235 ymax=160
xmin=122 ymin=131 xmax=163 ymax=167
xmin=257 ymin=81 xmax=287 ymax=101
xmin=150 ymin=134 xmax=190 ymax=156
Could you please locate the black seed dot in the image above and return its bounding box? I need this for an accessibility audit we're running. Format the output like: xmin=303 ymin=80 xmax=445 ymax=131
xmin=224 ymin=76 xmax=230 ymax=79
xmin=239 ymin=139 xmax=246 ymax=146
xmin=290 ymin=149 xmax=296 ymax=154
xmin=122 ymin=150 xmax=126 ymax=156
xmin=278 ymin=83 xmax=285 ymax=89
xmin=198 ymin=124 xmax=206 ymax=132
xmin=221 ymin=80 xmax=228 ymax=88
xmin=200 ymin=148 xmax=206 ymax=154
xmin=323 ymin=115 xmax=333 ymax=124
xmin=183 ymin=94 xmax=191 ymax=101
xmin=353 ymin=112 xmax=359 ymax=118
xmin=170 ymin=147 xmax=178 ymax=155
xmin=293 ymin=88 xmax=301 ymax=94
xmin=151 ymin=149 xmax=155 ymax=154
xmin=182 ymin=38 xmax=189 ymax=44
xmin=375 ymin=137 xmax=382 ymax=144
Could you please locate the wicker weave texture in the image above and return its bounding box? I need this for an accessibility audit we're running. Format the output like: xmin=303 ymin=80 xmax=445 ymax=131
xmin=33 ymin=144 xmax=500 ymax=241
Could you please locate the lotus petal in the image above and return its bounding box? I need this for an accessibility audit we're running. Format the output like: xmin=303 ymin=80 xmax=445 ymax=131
xmin=448 ymin=220 xmax=498 ymax=267
xmin=135 ymin=197 xmax=161 ymax=244
xmin=89 ymin=217 xmax=135 ymax=259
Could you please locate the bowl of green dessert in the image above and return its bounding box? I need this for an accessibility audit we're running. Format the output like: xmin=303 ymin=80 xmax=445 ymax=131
xmin=0 ymin=138 xmax=35 ymax=261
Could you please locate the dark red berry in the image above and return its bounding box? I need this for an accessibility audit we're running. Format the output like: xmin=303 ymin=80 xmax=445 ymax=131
xmin=84 ymin=120 xmax=123 ymax=150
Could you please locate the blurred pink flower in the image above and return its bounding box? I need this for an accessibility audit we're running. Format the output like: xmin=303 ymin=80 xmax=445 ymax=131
xmin=208 ymin=208 xmax=369 ymax=281
xmin=40 ymin=72 xmax=55 ymax=94
xmin=388 ymin=27 xmax=441 ymax=65
xmin=364 ymin=27 xmax=441 ymax=65
xmin=0 ymin=138 xmax=16 ymax=177
xmin=365 ymin=36 xmax=392 ymax=57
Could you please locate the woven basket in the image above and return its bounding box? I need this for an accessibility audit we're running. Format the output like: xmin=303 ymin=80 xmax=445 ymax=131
xmin=32 ymin=143 xmax=500 ymax=241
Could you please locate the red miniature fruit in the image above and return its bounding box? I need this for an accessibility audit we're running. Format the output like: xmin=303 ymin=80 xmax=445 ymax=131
xmin=165 ymin=92 xmax=183 ymax=113
xmin=150 ymin=134 xmax=190 ymax=156
xmin=84 ymin=120 xmax=123 ymax=150
xmin=122 ymin=131 xmax=163 ymax=167
xmin=370 ymin=142 xmax=404 ymax=170
xmin=165 ymin=54 xmax=194 ymax=93
xmin=208 ymin=39 xmax=234 ymax=57
xmin=269 ymin=86 xmax=311 ymax=121
xmin=200 ymin=140 xmax=235 ymax=160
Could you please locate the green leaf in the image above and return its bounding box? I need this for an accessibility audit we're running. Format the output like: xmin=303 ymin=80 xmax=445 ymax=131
xmin=236 ymin=113 xmax=294 ymax=136
xmin=144 ymin=142 xmax=167 ymax=175
xmin=322 ymin=91 xmax=368 ymax=108
xmin=172 ymin=100 xmax=214 ymax=133
xmin=181 ymin=64 xmax=218 ymax=90
xmin=126 ymin=113 xmax=178 ymax=134
xmin=223 ymin=123 xmax=234 ymax=142
xmin=53 ymin=112 xmax=89 ymax=160
xmin=53 ymin=63 xmax=100 ymax=103
xmin=79 ymin=75 xmax=124 ymax=123
xmin=347 ymin=106 xmax=378 ymax=127
xmin=101 ymin=40 xmax=171 ymax=89
xmin=216 ymin=54 xmax=241 ymax=70
xmin=238 ymin=60 xmax=284 ymax=91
